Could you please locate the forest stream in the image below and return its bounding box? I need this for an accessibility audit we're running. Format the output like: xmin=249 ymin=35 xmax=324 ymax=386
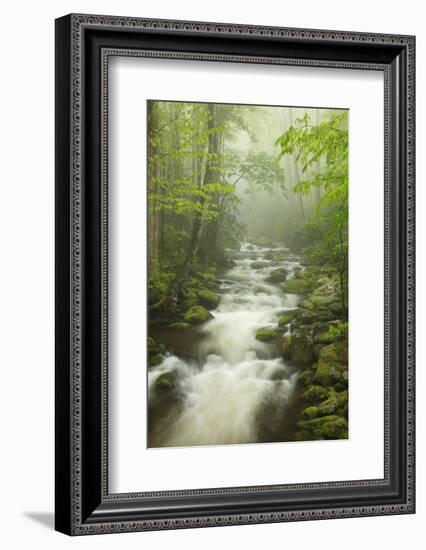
xmin=148 ymin=241 xmax=304 ymax=448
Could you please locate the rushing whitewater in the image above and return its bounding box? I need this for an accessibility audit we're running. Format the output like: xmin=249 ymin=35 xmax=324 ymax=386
xmin=148 ymin=242 xmax=303 ymax=448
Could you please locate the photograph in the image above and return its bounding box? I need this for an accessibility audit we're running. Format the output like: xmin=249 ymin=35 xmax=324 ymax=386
xmin=146 ymin=100 xmax=349 ymax=448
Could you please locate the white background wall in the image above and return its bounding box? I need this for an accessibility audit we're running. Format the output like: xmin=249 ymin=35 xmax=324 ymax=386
xmin=0 ymin=0 xmax=423 ymax=548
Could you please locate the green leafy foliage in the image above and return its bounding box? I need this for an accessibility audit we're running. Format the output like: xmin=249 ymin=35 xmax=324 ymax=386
xmin=275 ymin=112 xmax=349 ymax=314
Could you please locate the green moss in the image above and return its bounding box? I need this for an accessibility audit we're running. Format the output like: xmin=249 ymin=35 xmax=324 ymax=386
xmin=169 ymin=322 xmax=191 ymax=331
xmin=278 ymin=309 xmax=300 ymax=328
xmin=183 ymin=305 xmax=214 ymax=324
xmin=255 ymin=327 xmax=277 ymax=342
xmin=290 ymin=325 xmax=315 ymax=366
xmin=314 ymin=340 xmax=348 ymax=387
xmin=198 ymin=289 xmax=220 ymax=310
xmin=149 ymin=354 xmax=163 ymax=367
xmin=298 ymin=369 xmax=315 ymax=387
xmin=297 ymin=414 xmax=348 ymax=440
xmin=302 ymin=406 xmax=320 ymax=419
xmin=281 ymin=278 xmax=312 ymax=296
xmin=303 ymin=385 xmax=329 ymax=403
xmin=155 ymin=371 xmax=177 ymax=392
xmin=282 ymin=336 xmax=292 ymax=359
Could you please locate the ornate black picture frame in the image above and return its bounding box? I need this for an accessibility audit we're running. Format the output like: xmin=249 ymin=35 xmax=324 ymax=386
xmin=55 ymin=13 xmax=415 ymax=535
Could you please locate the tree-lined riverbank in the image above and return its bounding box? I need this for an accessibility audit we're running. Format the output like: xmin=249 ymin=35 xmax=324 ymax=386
xmin=147 ymin=101 xmax=349 ymax=447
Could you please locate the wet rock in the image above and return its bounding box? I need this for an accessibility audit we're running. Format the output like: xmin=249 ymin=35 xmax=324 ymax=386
xmin=148 ymin=336 xmax=166 ymax=366
xmin=282 ymin=336 xmax=292 ymax=359
xmin=298 ymin=369 xmax=315 ymax=387
xmin=297 ymin=414 xmax=348 ymax=440
xmin=183 ymin=305 xmax=214 ymax=324
xmin=281 ymin=278 xmax=312 ymax=296
xmin=314 ymin=340 xmax=348 ymax=387
xmin=278 ymin=309 xmax=301 ymax=328
xmin=255 ymin=327 xmax=277 ymax=342
xmin=198 ymin=289 xmax=220 ymax=310
xmin=169 ymin=322 xmax=191 ymax=331
xmin=302 ymin=406 xmax=320 ymax=419
xmin=302 ymin=385 xmax=329 ymax=403
xmin=265 ymin=250 xmax=286 ymax=262
xmin=266 ymin=267 xmax=288 ymax=283
xmin=149 ymin=354 xmax=163 ymax=367
xmin=154 ymin=371 xmax=178 ymax=392
xmin=290 ymin=325 xmax=315 ymax=365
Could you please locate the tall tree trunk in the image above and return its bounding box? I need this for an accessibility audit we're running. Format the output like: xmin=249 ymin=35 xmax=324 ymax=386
xmin=314 ymin=109 xmax=322 ymax=205
xmin=147 ymin=101 xmax=160 ymax=275
xmin=182 ymin=103 xmax=217 ymax=279
xmin=289 ymin=110 xmax=305 ymax=219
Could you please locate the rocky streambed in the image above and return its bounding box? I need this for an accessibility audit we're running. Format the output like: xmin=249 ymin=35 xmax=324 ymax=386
xmin=147 ymin=240 xmax=348 ymax=447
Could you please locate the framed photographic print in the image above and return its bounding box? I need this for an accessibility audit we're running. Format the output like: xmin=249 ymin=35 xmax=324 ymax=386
xmin=55 ymin=14 xmax=415 ymax=535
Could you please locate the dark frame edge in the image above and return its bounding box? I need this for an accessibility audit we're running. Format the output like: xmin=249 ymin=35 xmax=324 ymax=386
xmin=55 ymin=14 xmax=72 ymax=536
xmin=55 ymin=13 xmax=416 ymax=536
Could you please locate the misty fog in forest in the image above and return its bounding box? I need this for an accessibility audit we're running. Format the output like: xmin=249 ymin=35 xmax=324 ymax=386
xmin=146 ymin=100 xmax=349 ymax=448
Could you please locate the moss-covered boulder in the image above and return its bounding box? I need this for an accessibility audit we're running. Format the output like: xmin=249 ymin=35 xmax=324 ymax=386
xmin=303 ymin=385 xmax=329 ymax=403
xmin=302 ymin=406 xmax=320 ymax=419
xmin=290 ymin=325 xmax=315 ymax=365
xmin=149 ymin=354 xmax=163 ymax=367
xmin=298 ymin=369 xmax=315 ymax=387
xmin=195 ymin=271 xmax=219 ymax=290
xmin=183 ymin=305 xmax=214 ymax=324
xmin=148 ymin=336 xmax=166 ymax=366
xmin=314 ymin=340 xmax=348 ymax=387
xmin=198 ymin=289 xmax=220 ymax=310
xmin=266 ymin=268 xmax=288 ymax=283
xmin=281 ymin=278 xmax=312 ymax=296
xmin=278 ymin=309 xmax=300 ymax=328
xmin=297 ymin=414 xmax=348 ymax=440
xmin=154 ymin=371 xmax=178 ymax=392
xmin=169 ymin=322 xmax=191 ymax=331
xmin=181 ymin=288 xmax=200 ymax=310
xmin=255 ymin=327 xmax=277 ymax=342
xmin=282 ymin=336 xmax=292 ymax=359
